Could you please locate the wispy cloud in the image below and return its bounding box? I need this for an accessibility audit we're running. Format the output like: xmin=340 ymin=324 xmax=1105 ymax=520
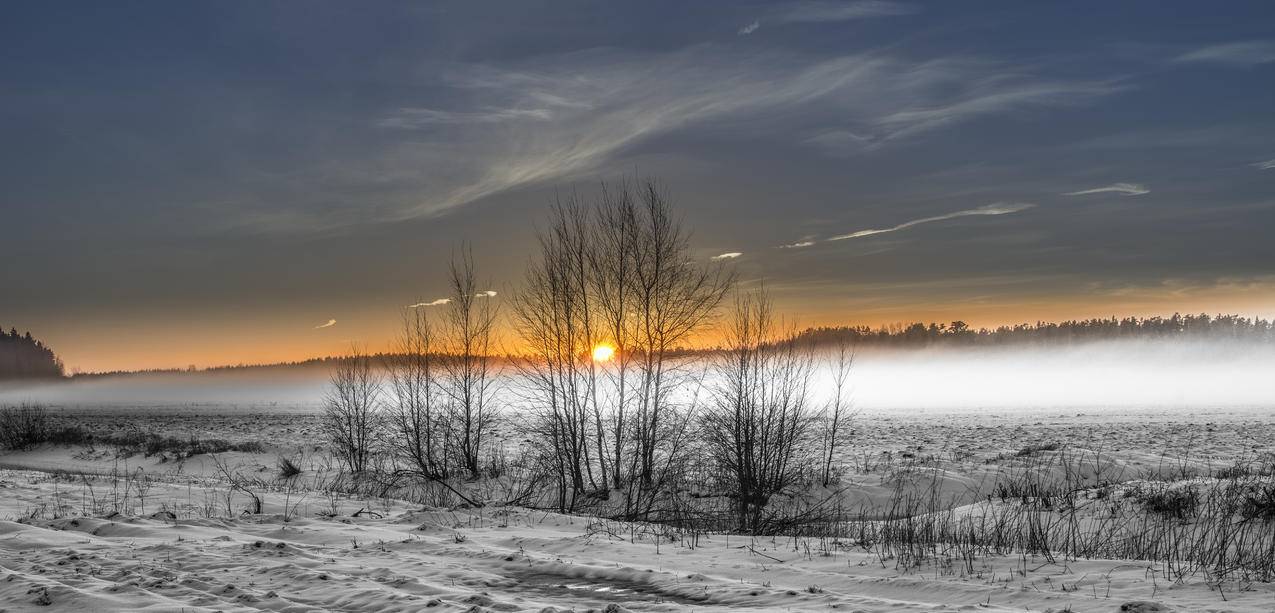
xmin=365 ymin=51 xmax=1119 ymax=223
xmin=229 ymin=44 xmax=1121 ymax=232
xmin=775 ymin=1 xmax=916 ymax=24
xmin=711 ymin=252 xmax=742 ymax=260
xmin=378 ymin=107 xmax=553 ymax=128
xmin=1064 ymin=182 xmax=1149 ymax=197
xmin=805 ymin=72 xmax=1123 ymax=155
xmin=739 ymin=1 xmax=910 ymax=37
xmin=804 ymin=130 xmax=873 ymax=151
xmin=827 ymin=203 xmax=1035 ymax=241
xmin=1254 ymin=159 xmax=1275 ymax=170
xmin=407 ymin=298 xmax=450 ymax=308
xmin=1175 ymin=41 xmax=1275 ymax=66
xmin=867 ymin=79 xmax=1124 ymax=148
xmin=314 ymin=319 xmax=337 ymax=329
xmin=406 ymin=293 xmax=493 ymax=307
xmin=781 ymin=239 xmax=817 ymax=249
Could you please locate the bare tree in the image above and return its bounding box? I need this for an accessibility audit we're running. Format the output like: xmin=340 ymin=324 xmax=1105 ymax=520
xmin=386 ymin=304 xmax=447 ymax=479
xmin=586 ymin=184 xmax=639 ymax=490
xmin=820 ymin=337 xmax=855 ymax=486
xmin=512 ymin=198 xmax=600 ymax=511
xmin=626 ymin=182 xmax=732 ymax=495
xmin=442 ymin=245 xmax=501 ymax=479
xmin=702 ymin=288 xmax=817 ymax=533
xmin=322 ymin=347 xmax=383 ymax=475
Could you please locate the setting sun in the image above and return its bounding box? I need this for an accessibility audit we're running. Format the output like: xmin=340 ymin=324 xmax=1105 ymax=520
xmin=591 ymin=343 xmax=616 ymax=362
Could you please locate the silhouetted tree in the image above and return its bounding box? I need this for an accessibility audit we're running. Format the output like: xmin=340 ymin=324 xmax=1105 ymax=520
xmin=819 ymin=336 xmax=854 ymax=487
xmin=702 ymin=288 xmax=817 ymax=534
xmin=386 ymin=302 xmax=447 ymax=479
xmin=0 ymin=326 xmax=64 ymax=380
xmin=322 ymin=347 xmax=383 ymax=475
xmin=442 ymin=245 xmax=500 ymax=479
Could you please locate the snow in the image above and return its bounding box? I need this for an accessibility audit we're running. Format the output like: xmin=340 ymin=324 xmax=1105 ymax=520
xmin=1 ymin=446 xmax=1272 ymax=611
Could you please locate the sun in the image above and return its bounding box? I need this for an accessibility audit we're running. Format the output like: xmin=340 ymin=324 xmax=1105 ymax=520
xmin=591 ymin=343 xmax=616 ymax=362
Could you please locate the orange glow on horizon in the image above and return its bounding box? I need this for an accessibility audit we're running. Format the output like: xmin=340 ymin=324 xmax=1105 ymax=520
xmin=38 ymin=281 xmax=1275 ymax=374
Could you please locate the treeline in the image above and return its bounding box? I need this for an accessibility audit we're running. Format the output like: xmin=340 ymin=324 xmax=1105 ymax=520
xmin=796 ymin=313 xmax=1275 ymax=348
xmin=75 ymin=313 xmax=1275 ymax=380
xmin=0 ymin=326 xmax=63 ymax=380
xmin=71 ymin=352 xmax=524 ymax=380
xmin=72 ymin=355 xmax=409 ymax=379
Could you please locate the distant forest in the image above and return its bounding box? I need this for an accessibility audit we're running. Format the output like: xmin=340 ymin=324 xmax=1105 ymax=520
xmin=796 ymin=313 xmax=1275 ymax=348
xmin=0 ymin=326 xmax=63 ymax=380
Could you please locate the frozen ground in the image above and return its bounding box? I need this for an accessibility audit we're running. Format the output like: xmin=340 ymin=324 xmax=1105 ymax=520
xmin=9 ymin=402 xmax=1273 ymax=464
xmin=3 ymin=465 xmax=1273 ymax=612
xmin=0 ymin=403 xmax=1272 ymax=611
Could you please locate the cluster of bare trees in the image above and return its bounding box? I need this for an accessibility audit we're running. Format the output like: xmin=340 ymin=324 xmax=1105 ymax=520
xmin=508 ymin=180 xmax=855 ymax=529
xmin=322 ymin=179 xmax=856 ymax=531
xmin=511 ymin=181 xmax=735 ymax=515
xmin=321 ymin=246 xmax=501 ymax=495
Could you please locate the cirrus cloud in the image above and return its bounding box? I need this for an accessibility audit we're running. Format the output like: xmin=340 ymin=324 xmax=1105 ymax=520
xmin=356 ymin=48 xmax=1123 ymax=227
xmin=214 ymin=33 xmax=1123 ymax=234
xmin=1174 ymin=41 xmax=1275 ymax=66
xmin=775 ymin=1 xmax=916 ymax=24
xmin=827 ymin=202 xmax=1036 ymax=241
xmin=1064 ymin=183 xmax=1149 ymax=197
xmin=377 ymin=107 xmax=554 ymax=128
xmin=407 ymin=298 xmax=450 ymax=308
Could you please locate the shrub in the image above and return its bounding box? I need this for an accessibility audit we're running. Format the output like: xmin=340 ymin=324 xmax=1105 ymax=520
xmin=0 ymin=404 xmax=49 ymax=450
xmin=1015 ymin=442 xmax=1061 ymax=457
xmin=1138 ymin=486 xmax=1199 ymax=520
xmin=44 ymin=426 xmax=90 ymax=446
xmin=277 ymin=456 xmax=303 ymax=479
xmin=107 ymin=432 xmax=265 ymax=459
xmin=1241 ymin=483 xmax=1275 ymax=522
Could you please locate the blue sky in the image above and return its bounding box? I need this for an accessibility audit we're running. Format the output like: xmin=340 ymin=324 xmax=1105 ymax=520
xmin=2 ymin=1 xmax=1273 ymax=371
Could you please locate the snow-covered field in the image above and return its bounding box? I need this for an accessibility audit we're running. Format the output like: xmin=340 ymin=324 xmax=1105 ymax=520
xmin=3 ymin=462 xmax=1273 ymax=612
xmin=1 ymin=402 xmax=1273 ymax=611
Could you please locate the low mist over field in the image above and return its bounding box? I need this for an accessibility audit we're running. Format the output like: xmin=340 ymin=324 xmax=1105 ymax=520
xmin=4 ymin=338 xmax=1271 ymax=411
xmin=841 ymin=338 xmax=1275 ymax=409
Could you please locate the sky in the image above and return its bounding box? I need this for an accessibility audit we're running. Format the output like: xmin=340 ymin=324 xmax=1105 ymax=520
xmin=2 ymin=1 xmax=1274 ymax=373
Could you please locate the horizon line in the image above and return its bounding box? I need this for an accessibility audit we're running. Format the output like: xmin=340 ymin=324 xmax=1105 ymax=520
xmin=57 ymin=309 xmax=1275 ymax=377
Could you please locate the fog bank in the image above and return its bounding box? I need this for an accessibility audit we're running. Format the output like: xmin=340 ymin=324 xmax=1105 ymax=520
xmin=833 ymin=339 xmax=1274 ymax=411
xmin=1 ymin=339 xmax=1271 ymax=412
